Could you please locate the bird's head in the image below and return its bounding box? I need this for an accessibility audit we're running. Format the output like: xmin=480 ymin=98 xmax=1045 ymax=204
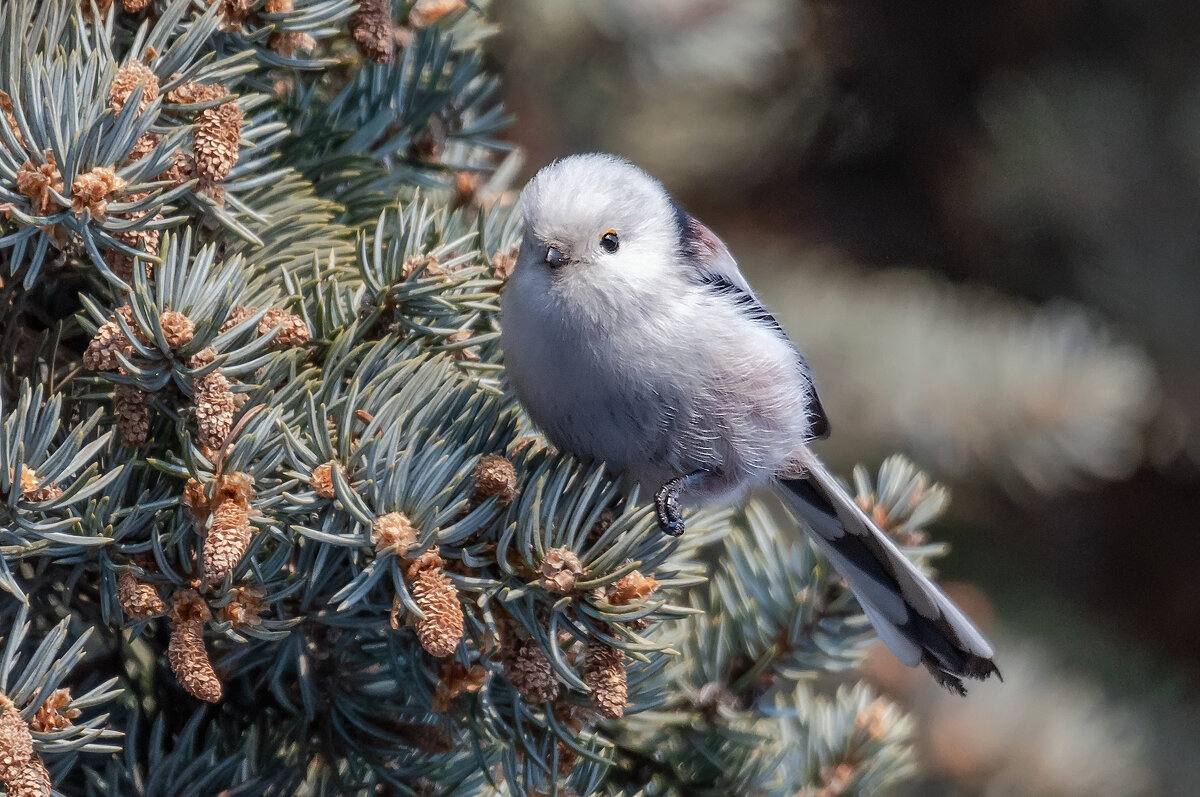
xmin=516 ymin=153 xmax=683 ymax=285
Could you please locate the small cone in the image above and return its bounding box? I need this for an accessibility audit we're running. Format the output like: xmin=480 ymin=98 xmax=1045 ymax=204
xmin=114 ymin=382 xmax=151 ymax=447
xmin=117 ymin=571 xmax=164 ymax=619
xmin=472 ymin=455 xmax=517 ymax=506
xmin=349 ymin=0 xmax=394 ymax=63
xmin=202 ymin=500 xmax=252 ymax=583
xmin=167 ymin=592 xmax=222 ymax=702
xmin=584 ymin=642 xmax=627 ymax=720
xmin=410 ymin=565 xmax=464 ymax=657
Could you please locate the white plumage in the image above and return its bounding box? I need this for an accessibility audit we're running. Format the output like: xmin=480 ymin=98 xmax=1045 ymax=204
xmin=501 ymin=153 xmax=999 ymax=694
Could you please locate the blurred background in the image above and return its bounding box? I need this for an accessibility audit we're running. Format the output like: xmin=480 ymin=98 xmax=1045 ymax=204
xmin=486 ymin=1 xmax=1200 ymax=794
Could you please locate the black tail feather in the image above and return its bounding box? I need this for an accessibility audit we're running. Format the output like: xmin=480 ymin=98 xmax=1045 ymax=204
xmin=776 ymin=459 xmax=999 ymax=695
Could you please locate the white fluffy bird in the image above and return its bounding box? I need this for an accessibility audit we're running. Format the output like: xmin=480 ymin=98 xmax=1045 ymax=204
xmin=500 ymin=153 xmax=999 ymax=694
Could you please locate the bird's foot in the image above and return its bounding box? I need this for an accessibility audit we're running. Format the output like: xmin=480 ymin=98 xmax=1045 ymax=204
xmin=655 ymin=479 xmax=685 ymax=537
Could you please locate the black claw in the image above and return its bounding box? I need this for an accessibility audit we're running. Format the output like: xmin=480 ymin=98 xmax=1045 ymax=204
xmin=655 ymin=482 xmax=685 ymax=537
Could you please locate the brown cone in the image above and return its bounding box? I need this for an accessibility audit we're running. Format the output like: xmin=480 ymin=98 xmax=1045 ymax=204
xmin=202 ymin=500 xmax=252 ymax=583
xmin=584 ymin=642 xmax=627 ymax=720
xmin=411 ymin=566 xmax=464 ymax=657
xmin=167 ymin=592 xmax=221 ymax=702
xmin=117 ymin=571 xmax=165 ymax=619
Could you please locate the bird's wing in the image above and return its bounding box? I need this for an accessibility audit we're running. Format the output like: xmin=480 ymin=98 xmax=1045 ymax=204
xmin=673 ymin=204 xmax=831 ymax=438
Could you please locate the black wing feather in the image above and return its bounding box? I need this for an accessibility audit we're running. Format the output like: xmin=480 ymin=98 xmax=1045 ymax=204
xmin=695 ymin=270 xmax=831 ymax=440
xmin=673 ymin=201 xmax=831 ymax=438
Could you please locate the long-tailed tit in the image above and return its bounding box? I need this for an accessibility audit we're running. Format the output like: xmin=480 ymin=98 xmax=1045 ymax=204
xmin=500 ymin=153 xmax=999 ymax=694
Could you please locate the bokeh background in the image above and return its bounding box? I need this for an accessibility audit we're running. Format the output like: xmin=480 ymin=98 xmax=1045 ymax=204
xmin=485 ymin=1 xmax=1200 ymax=794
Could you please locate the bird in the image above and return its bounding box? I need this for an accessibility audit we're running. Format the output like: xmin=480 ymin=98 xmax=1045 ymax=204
xmin=499 ymin=152 xmax=999 ymax=695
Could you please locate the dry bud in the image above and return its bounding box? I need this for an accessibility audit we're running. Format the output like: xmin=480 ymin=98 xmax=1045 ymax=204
xmin=854 ymin=697 xmax=897 ymax=741
xmin=507 ymin=642 xmax=560 ymax=704
xmin=585 ymin=508 xmax=616 ymax=547
xmin=186 ymin=346 xmax=218 ymax=370
xmin=14 ymin=467 xmax=60 ymax=503
xmin=817 ymin=762 xmax=857 ymax=797
xmin=218 ymin=586 xmax=266 ymax=627
xmin=16 ymin=153 xmax=62 ymax=216
xmin=219 ymin=305 xmax=257 ymax=333
xmin=159 ymin=310 xmax=195 ymax=349
xmin=411 ymin=566 xmax=464 ymax=657
xmin=117 ymin=570 xmax=164 ymax=620
xmin=540 ymin=547 xmax=584 ymax=594
xmin=258 ymin=307 xmax=310 ymax=349
xmin=124 ymin=132 xmax=162 ymax=165
xmin=158 ymin=149 xmax=196 ymax=187
xmin=268 ymin=30 xmax=316 ymax=56
xmin=165 ymin=81 xmax=227 ymax=106
xmin=194 ymin=96 xmax=242 ymax=183
xmin=202 ymin=500 xmax=252 ymax=583
xmin=400 ymin=253 xmax=444 ymax=280
xmin=402 ymin=548 xmax=443 ymax=582
xmin=182 ymin=477 xmax=210 ymax=522
xmin=0 ymin=90 xmax=26 ymax=153
xmin=374 ymin=512 xmax=418 ymax=554
xmin=214 ymin=0 xmax=254 ymax=32
xmin=106 ymin=216 xmax=161 ymax=282
xmin=388 ymin=593 xmax=405 ymax=631
xmin=122 ymin=0 xmax=152 ymax=11
xmin=71 ymin=166 xmax=125 ymax=220
xmin=431 ymin=660 xmax=488 ymax=712
xmin=349 ymin=0 xmax=394 ymax=63
xmin=409 ymin=0 xmax=466 ymax=28
xmin=309 ymin=461 xmax=344 ymax=499
xmin=472 ymin=454 xmax=517 ymax=506
xmin=193 ymin=368 xmax=237 ymax=451
xmin=29 ymin=689 xmax=79 ymax=734
xmin=114 ymin=382 xmax=151 ymax=448
xmin=445 ymin=329 xmax=480 ymax=362
xmin=606 ymin=570 xmax=658 ymax=605
xmin=552 ymin=696 xmax=596 ymax=734
xmin=109 ymin=61 xmax=159 ymax=116
xmin=490 ymin=245 xmax=518 ymax=282
xmin=452 ymin=171 xmax=479 ymax=209
xmin=167 ymin=591 xmax=221 ymax=702
xmin=584 ymin=642 xmax=627 ymax=720
xmin=215 ymin=471 xmax=254 ymax=506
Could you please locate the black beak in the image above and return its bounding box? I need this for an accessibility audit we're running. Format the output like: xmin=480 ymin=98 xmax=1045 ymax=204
xmin=545 ymin=246 xmax=569 ymax=268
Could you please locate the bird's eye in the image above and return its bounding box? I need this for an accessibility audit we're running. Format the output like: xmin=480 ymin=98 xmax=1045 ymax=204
xmin=600 ymin=230 xmax=620 ymax=253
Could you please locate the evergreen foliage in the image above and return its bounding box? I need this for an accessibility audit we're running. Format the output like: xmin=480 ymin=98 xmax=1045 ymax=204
xmin=0 ymin=2 xmax=967 ymax=794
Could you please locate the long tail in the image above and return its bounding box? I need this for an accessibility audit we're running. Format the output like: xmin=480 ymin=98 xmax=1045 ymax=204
xmin=774 ymin=451 xmax=999 ymax=695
